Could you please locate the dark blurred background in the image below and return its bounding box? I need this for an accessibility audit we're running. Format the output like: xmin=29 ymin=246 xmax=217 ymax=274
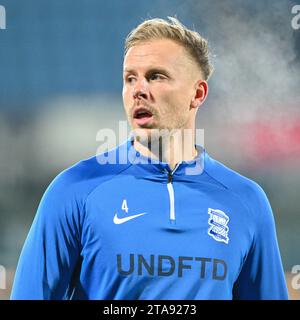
xmin=0 ymin=0 xmax=299 ymax=299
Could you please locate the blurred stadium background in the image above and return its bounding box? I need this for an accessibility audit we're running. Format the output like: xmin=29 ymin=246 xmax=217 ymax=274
xmin=0 ymin=0 xmax=299 ymax=299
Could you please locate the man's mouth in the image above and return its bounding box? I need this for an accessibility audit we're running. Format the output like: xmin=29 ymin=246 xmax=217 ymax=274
xmin=133 ymin=107 xmax=154 ymax=126
xmin=133 ymin=107 xmax=153 ymax=119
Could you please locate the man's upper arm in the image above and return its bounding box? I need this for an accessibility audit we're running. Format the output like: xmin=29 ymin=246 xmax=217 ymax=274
xmin=11 ymin=172 xmax=83 ymax=300
xmin=233 ymin=184 xmax=288 ymax=300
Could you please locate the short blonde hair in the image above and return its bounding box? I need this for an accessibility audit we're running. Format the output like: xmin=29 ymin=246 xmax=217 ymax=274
xmin=124 ymin=17 xmax=214 ymax=80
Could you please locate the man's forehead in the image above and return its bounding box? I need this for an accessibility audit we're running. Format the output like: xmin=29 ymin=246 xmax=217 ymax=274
xmin=126 ymin=39 xmax=184 ymax=55
xmin=123 ymin=40 xmax=190 ymax=71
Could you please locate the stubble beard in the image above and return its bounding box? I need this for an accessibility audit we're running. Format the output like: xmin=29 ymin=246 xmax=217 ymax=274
xmin=131 ymin=113 xmax=190 ymax=161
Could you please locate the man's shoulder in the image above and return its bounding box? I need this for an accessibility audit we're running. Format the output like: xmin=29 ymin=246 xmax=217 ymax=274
xmin=204 ymin=152 xmax=269 ymax=209
xmin=45 ymin=143 xmax=132 ymax=200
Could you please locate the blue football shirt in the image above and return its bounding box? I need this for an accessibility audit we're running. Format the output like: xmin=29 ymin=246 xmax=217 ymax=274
xmin=11 ymin=138 xmax=288 ymax=299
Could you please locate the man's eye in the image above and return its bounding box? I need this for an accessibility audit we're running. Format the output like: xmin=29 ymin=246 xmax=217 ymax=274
xmin=149 ymin=73 xmax=165 ymax=81
xmin=126 ymin=76 xmax=136 ymax=83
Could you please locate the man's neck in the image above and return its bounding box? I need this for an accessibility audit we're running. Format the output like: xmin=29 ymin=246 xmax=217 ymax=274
xmin=133 ymin=131 xmax=198 ymax=170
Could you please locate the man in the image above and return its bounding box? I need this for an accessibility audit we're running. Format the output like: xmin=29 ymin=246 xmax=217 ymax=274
xmin=11 ymin=17 xmax=288 ymax=299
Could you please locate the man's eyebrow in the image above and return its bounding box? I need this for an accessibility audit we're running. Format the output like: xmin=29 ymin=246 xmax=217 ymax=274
xmin=123 ymin=67 xmax=171 ymax=76
xmin=146 ymin=68 xmax=171 ymax=76
xmin=123 ymin=68 xmax=136 ymax=74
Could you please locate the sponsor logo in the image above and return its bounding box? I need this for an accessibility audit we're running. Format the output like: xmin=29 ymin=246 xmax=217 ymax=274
xmin=113 ymin=212 xmax=147 ymax=224
xmin=117 ymin=253 xmax=227 ymax=280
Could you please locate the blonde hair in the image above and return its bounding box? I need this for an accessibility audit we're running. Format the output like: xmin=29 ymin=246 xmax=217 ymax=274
xmin=124 ymin=16 xmax=214 ymax=80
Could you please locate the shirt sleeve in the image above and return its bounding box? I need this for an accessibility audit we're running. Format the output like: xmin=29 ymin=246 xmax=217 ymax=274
xmin=232 ymin=185 xmax=289 ymax=300
xmin=10 ymin=173 xmax=82 ymax=300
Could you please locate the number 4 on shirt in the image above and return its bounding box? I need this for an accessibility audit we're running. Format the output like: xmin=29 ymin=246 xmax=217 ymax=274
xmin=122 ymin=199 xmax=129 ymax=213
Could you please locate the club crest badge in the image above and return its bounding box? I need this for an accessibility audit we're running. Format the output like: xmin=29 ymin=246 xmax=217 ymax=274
xmin=207 ymin=208 xmax=229 ymax=244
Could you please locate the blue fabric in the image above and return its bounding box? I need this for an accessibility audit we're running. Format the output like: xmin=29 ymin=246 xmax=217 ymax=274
xmin=11 ymin=139 xmax=288 ymax=299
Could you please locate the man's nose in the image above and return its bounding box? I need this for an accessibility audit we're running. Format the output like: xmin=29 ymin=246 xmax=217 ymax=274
xmin=133 ymin=78 xmax=149 ymax=100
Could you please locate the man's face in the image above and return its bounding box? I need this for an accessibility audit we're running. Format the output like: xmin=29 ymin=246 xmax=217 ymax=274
xmin=122 ymin=39 xmax=206 ymax=134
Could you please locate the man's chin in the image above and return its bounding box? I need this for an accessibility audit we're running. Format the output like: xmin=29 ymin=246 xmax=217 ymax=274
xmin=133 ymin=126 xmax=182 ymax=145
xmin=131 ymin=127 xmax=155 ymax=143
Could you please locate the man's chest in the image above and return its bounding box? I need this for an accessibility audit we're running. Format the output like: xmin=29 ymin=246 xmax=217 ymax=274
xmin=82 ymin=177 xmax=254 ymax=282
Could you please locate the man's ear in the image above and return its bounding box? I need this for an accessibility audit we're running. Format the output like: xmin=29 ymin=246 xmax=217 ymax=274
xmin=191 ymin=80 xmax=208 ymax=109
